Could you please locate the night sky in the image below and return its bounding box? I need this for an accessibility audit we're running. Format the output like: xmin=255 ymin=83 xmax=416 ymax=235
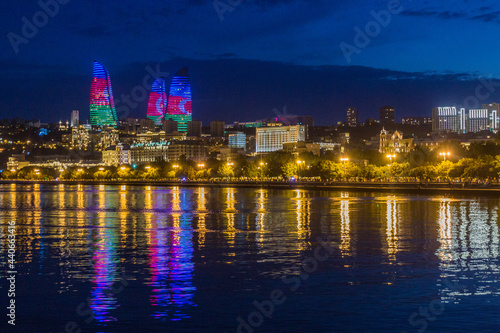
xmin=2 ymin=0 xmax=500 ymax=125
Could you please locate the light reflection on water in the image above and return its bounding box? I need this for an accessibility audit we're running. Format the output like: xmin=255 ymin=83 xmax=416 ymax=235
xmin=0 ymin=184 xmax=499 ymax=332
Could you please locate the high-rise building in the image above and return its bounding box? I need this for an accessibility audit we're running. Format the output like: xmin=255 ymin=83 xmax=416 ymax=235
xmin=432 ymin=107 xmax=460 ymax=133
xmin=71 ymin=110 xmax=79 ymax=128
xmin=146 ymin=78 xmax=167 ymax=125
xmin=482 ymin=103 xmax=499 ymax=132
xmin=165 ymin=67 xmax=192 ymax=132
xmin=187 ymin=120 xmax=202 ymax=137
xmin=347 ymin=108 xmax=358 ymax=127
xmin=228 ymin=132 xmax=246 ymax=150
xmin=468 ymin=109 xmax=490 ymax=133
xmin=210 ymin=120 xmax=225 ymax=138
xmin=379 ymin=106 xmax=395 ymax=125
xmin=256 ymin=125 xmax=306 ymax=153
xmin=89 ymin=61 xmax=118 ymax=127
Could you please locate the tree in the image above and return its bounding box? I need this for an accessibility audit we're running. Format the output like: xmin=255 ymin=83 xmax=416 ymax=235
xmin=218 ymin=164 xmax=234 ymax=178
xmin=281 ymin=162 xmax=298 ymax=179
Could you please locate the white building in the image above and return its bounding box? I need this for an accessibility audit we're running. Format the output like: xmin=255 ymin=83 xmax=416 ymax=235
xmin=256 ymin=125 xmax=306 ymax=153
xmin=102 ymin=144 xmax=131 ymax=166
xmin=71 ymin=110 xmax=79 ymax=128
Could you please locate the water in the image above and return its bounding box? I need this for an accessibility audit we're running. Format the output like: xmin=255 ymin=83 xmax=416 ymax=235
xmin=0 ymin=184 xmax=499 ymax=332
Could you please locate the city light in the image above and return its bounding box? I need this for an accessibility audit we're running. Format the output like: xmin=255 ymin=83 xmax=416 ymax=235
xmin=386 ymin=154 xmax=396 ymax=163
xmin=439 ymin=152 xmax=451 ymax=160
xmin=198 ymin=163 xmax=205 ymax=168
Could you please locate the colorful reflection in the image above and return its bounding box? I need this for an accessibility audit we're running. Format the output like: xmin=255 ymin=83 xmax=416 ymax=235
xmin=147 ymin=188 xmax=196 ymax=320
xmin=88 ymin=212 xmax=120 ymax=322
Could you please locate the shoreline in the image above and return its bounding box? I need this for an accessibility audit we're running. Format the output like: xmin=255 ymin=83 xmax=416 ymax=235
xmin=1 ymin=179 xmax=500 ymax=196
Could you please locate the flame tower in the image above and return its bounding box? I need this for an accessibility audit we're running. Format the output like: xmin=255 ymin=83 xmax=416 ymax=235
xmin=90 ymin=61 xmax=118 ymax=127
xmin=146 ymin=78 xmax=167 ymax=125
xmin=165 ymin=67 xmax=192 ymax=132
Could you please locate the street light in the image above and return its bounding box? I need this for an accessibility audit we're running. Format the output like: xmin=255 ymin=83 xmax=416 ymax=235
xmin=340 ymin=158 xmax=349 ymax=179
xmin=173 ymin=164 xmax=180 ymax=169
xmin=198 ymin=163 xmax=205 ymax=168
xmin=259 ymin=162 xmax=267 ymax=180
xmin=386 ymin=154 xmax=396 ymax=163
xmin=439 ymin=152 xmax=451 ymax=160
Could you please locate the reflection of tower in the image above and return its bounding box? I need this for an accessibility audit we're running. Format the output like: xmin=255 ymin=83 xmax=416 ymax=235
xmin=148 ymin=187 xmax=196 ymax=320
xmin=89 ymin=210 xmax=119 ymax=323
xmin=340 ymin=192 xmax=351 ymax=256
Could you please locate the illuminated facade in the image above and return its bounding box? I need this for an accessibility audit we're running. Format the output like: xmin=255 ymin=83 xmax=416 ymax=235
xmin=165 ymin=67 xmax=192 ymax=132
xmin=256 ymin=125 xmax=306 ymax=153
xmin=146 ymin=78 xmax=167 ymax=125
xmin=228 ymin=132 xmax=246 ymax=150
xmin=90 ymin=61 xmax=118 ymax=127
xmin=379 ymin=129 xmax=413 ymax=153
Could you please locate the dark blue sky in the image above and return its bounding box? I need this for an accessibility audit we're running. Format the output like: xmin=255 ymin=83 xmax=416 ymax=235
xmin=2 ymin=0 xmax=500 ymax=124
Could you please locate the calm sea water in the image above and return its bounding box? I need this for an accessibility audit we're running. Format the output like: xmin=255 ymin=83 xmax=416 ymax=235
xmin=0 ymin=184 xmax=499 ymax=333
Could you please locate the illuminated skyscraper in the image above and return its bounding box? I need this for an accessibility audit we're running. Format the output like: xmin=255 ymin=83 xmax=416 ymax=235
xmin=71 ymin=110 xmax=79 ymax=128
xmin=165 ymin=67 xmax=192 ymax=132
xmin=146 ymin=78 xmax=167 ymax=125
xmin=89 ymin=61 xmax=118 ymax=127
xmin=347 ymin=107 xmax=358 ymax=127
